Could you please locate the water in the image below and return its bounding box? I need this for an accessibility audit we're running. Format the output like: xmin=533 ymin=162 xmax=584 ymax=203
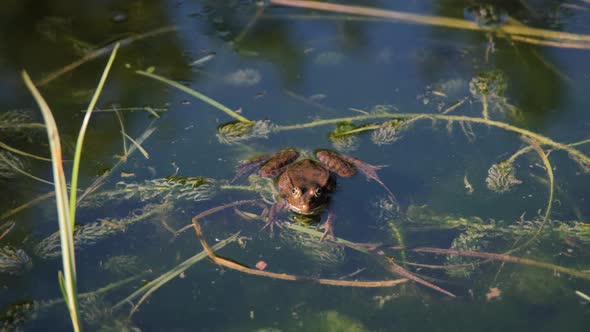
xmin=1 ymin=1 xmax=590 ymax=331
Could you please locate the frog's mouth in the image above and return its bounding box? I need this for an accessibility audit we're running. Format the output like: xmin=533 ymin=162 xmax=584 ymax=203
xmin=289 ymin=203 xmax=327 ymax=215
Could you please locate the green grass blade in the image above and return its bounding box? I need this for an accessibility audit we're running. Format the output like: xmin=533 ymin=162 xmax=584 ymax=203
xmin=69 ymin=43 xmax=120 ymax=227
xmin=22 ymin=70 xmax=81 ymax=332
xmin=135 ymin=69 xmax=251 ymax=123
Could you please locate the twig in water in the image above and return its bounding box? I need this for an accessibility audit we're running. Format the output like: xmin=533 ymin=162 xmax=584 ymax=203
xmin=77 ymin=124 xmax=156 ymax=203
xmin=35 ymin=26 xmax=177 ymax=86
xmin=114 ymin=110 xmax=128 ymax=157
xmin=191 ymin=217 xmax=408 ymax=288
xmin=121 ymin=131 xmax=149 ymax=159
xmin=0 ymin=141 xmax=51 ymax=161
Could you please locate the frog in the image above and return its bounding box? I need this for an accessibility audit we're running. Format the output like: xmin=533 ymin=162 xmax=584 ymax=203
xmin=233 ymin=148 xmax=396 ymax=240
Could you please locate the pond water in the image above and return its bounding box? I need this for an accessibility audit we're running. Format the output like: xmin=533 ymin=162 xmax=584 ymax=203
xmin=1 ymin=0 xmax=590 ymax=331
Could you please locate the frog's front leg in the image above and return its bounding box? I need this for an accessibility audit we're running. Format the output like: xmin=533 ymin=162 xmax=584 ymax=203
xmin=319 ymin=209 xmax=336 ymax=241
xmin=261 ymin=199 xmax=289 ymax=234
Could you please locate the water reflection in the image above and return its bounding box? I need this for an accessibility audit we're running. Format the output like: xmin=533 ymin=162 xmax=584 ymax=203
xmin=1 ymin=1 xmax=590 ymax=331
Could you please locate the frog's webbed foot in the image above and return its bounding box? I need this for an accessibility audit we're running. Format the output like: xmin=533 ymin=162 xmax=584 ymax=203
xmin=319 ymin=210 xmax=336 ymax=241
xmin=261 ymin=199 xmax=289 ymax=235
xmin=341 ymin=154 xmax=398 ymax=204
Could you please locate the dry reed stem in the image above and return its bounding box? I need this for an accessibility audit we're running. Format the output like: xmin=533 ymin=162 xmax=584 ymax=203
xmin=0 ymin=223 xmax=15 ymax=241
xmin=410 ymin=247 xmax=590 ymax=280
xmin=270 ymin=0 xmax=590 ymax=45
xmin=175 ymin=200 xmax=261 ymax=235
xmin=383 ymin=257 xmax=455 ymax=297
xmin=234 ymin=3 xmax=267 ymax=43
xmin=509 ymin=35 xmax=590 ymax=49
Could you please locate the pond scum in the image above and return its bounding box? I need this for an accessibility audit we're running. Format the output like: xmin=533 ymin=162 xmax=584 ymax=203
xmin=2 ymin=1 xmax=590 ymax=330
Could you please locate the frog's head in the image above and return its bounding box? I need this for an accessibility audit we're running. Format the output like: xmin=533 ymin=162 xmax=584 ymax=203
xmin=286 ymin=184 xmax=330 ymax=215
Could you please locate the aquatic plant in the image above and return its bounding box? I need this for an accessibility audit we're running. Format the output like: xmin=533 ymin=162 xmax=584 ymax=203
xmin=485 ymin=161 xmax=522 ymax=193
xmin=34 ymin=203 xmax=167 ymax=259
xmin=244 ymin=174 xmax=278 ymax=204
xmin=217 ymin=120 xmax=272 ymax=144
xmin=82 ymin=176 xmax=216 ymax=207
xmin=80 ymin=296 xmax=138 ymax=332
xmin=370 ymin=119 xmax=407 ymax=145
xmin=0 ymin=151 xmax=27 ymax=179
xmin=223 ymin=68 xmax=262 ymax=86
xmin=301 ymin=310 xmax=368 ymax=332
xmin=373 ymin=198 xmax=405 ymax=264
xmin=328 ymin=122 xmax=362 ymax=151
xmin=0 ymin=109 xmax=44 ymax=133
xmin=0 ymin=275 xmax=141 ymax=331
xmin=0 ymin=246 xmax=32 ymax=275
xmin=281 ymin=230 xmax=345 ymax=267
xmin=464 ymin=3 xmax=507 ymax=27
xmin=468 ymin=70 xmax=517 ymax=119
xmin=446 ymin=229 xmax=489 ymax=277
xmin=100 ymin=255 xmax=144 ymax=277
xmin=0 ymin=301 xmax=40 ymax=331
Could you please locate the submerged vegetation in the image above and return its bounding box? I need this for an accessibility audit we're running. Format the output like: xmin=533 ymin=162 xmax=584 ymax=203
xmin=2 ymin=0 xmax=590 ymax=330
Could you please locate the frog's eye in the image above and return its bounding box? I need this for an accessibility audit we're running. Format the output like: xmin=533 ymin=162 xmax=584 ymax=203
xmin=314 ymin=188 xmax=322 ymax=197
xmin=291 ymin=187 xmax=301 ymax=196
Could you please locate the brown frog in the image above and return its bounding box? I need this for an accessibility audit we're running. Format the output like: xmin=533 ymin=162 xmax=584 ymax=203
xmin=234 ymin=149 xmax=395 ymax=240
